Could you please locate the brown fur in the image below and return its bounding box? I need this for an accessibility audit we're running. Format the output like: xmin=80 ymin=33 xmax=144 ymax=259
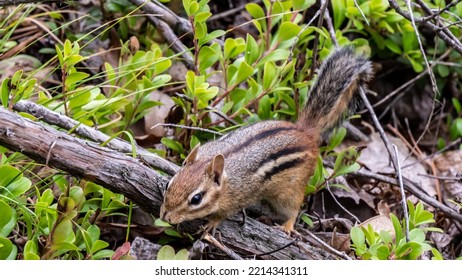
xmin=160 ymin=47 xmax=373 ymax=234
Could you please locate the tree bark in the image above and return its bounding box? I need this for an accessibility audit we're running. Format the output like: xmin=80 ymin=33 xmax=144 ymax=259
xmin=0 ymin=107 xmax=335 ymax=260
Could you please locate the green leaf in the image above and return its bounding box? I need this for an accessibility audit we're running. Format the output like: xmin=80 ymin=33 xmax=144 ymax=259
xmin=405 ymin=54 xmax=423 ymax=73
xmin=224 ymin=38 xmax=246 ymax=60
xmin=258 ymin=95 xmax=272 ymax=120
xmin=157 ymin=245 xmax=176 ymax=260
xmin=51 ymin=241 xmax=81 ymax=252
xmin=1 ymin=78 xmax=10 ymax=108
xmin=165 ymin=228 xmax=183 ymax=238
xmin=195 ymin=11 xmax=211 ymax=23
xmin=52 ymin=218 xmax=75 ymax=245
xmin=384 ymin=39 xmax=401 ymax=54
xmin=153 ymin=59 xmax=172 ymax=75
xmin=91 ymin=240 xmax=109 ymax=254
xmin=232 ymin=61 xmax=254 ymax=87
xmin=292 ymin=0 xmax=315 ymax=10
xmin=0 ymin=200 xmax=16 ymax=237
xmin=350 ymin=226 xmax=365 ymax=248
xmin=452 ymin=98 xmax=461 ymax=114
xmin=154 ymin=218 xmax=172 ymax=227
xmin=69 ymin=186 xmax=85 ymax=207
xmin=328 ymin=127 xmax=347 ymax=150
xmin=161 ymin=138 xmax=184 ymax=154
xmin=24 ymin=240 xmax=40 ymax=260
xmin=199 ymin=29 xmax=226 ymax=46
xmin=245 ymin=34 xmax=260 ymax=65
xmin=431 ymin=248 xmax=443 ymax=260
xmin=277 ymin=22 xmax=301 ymax=42
xmin=198 ymin=45 xmax=220 ymax=73
xmin=2 ymin=176 xmax=31 ymax=198
xmin=86 ymin=224 xmax=101 ymax=242
xmin=375 ymin=244 xmax=390 ymax=260
xmin=174 ymin=249 xmax=189 ymax=260
xmin=93 ymin=249 xmax=115 ymax=260
xmin=195 ymin=21 xmax=207 ymax=40
xmin=0 ymin=165 xmax=21 ymax=187
xmin=195 ymin=86 xmax=219 ymax=107
xmin=450 ymin=118 xmax=462 ymax=139
xmin=40 ymin=188 xmax=55 ymax=205
xmin=257 ymin=49 xmax=290 ymax=67
xmin=436 ymin=65 xmax=449 ymax=78
xmin=409 ymin=228 xmax=426 ymax=243
xmin=263 ymin=61 xmax=277 ymax=90
xmin=81 ymin=96 xmax=129 ymax=111
xmin=390 ymin=213 xmax=404 ymax=242
xmin=300 ymin=214 xmax=313 ymax=227
xmin=246 ymin=3 xmax=265 ymax=19
xmin=182 ymin=0 xmax=191 ymax=16
xmin=65 ymin=72 xmax=90 ymax=89
xmin=379 ymin=230 xmax=392 ymax=244
xmin=0 ymin=236 xmax=17 ymax=260
xmin=24 ymin=252 xmax=40 ymax=260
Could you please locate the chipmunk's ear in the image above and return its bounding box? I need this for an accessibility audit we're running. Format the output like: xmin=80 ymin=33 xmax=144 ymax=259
xmin=184 ymin=145 xmax=200 ymax=165
xmin=207 ymin=154 xmax=225 ymax=186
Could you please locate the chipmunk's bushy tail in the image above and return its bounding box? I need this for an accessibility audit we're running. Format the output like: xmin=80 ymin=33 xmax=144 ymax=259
xmin=297 ymin=47 xmax=373 ymax=136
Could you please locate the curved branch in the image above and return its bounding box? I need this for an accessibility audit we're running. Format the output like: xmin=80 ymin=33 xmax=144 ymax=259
xmin=388 ymin=0 xmax=462 ymax=55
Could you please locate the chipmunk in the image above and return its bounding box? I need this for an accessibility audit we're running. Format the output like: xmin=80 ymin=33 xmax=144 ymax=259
xmin=160 ymin=47 xmax=373 ymax=234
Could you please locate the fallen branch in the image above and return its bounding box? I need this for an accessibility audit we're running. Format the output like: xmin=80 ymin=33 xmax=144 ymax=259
xmin=11 ymin=100 xmax=179 ymax=176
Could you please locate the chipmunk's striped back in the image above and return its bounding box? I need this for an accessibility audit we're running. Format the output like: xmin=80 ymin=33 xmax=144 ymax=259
xmin=160 ymin=47 xmax=373 ymax=234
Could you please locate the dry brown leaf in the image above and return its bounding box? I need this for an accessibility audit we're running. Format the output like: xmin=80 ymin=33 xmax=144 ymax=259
xmin=144 ymin=91 xmax=175 ymax=137
xmin=359 ymin=214 xmax=394 ymax=237
xmin=433 ymin=150 xmax=462 ymax=208
xmin=0 ymin=55 xmax=52 ymax=84
xmin=359 ymin=132 xmax=436 ymax=197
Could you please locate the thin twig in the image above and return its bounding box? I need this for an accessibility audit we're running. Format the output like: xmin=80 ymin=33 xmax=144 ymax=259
xmin=295 ymin=229 xmax=352 ymax=260
xmin=392 ymin=144 xmax=409 ymax=242
xmin=147 ymin=15 xmax=195 ymax=70
xmin=421 ymin=0 xmax=462 ymax=21
xmin=341 ymin=166 xmax=462 ymax=223
xmin=388 ymin=0 xmax=462 ymax=54
xmin=323 ymin=6 xmax=338 ymax=47
xmin=353 ymin=0 xmax=370 ymax=26
xmin=402 ymin=138 xmax=461 ymax=169
xmin=325 ymin=180 xmax=361 ymax=224
xmin=248 ymin=240 xmax=297 ymax=258
xmin=418 ymin=173 xmax=461 ymax=181
xmin=288 ymin=8 xmax=322 ymax=62
xmin=359 ymin=89 xmax=398 ymax=170
xmin=404 ymin=0 xmax=440 ymax=156
xmin=202 ymin=233 xmax=243 ymax=260
xmin=129 ymin=0 xmax=192 ymax=35
xmin=307 ymin=0 xmax=329 ymax=81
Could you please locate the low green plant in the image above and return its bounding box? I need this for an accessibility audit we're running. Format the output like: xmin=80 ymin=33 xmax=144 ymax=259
xmin=350 ymin=201 xmax=443 ymax=260
xmin=306 ymin=127 xmax=362 ymax=195
xmin=157 ymin=245 xmax=189 ymax=260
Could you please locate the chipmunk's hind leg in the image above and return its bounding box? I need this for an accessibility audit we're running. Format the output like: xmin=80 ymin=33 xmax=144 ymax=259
xmin=266 ymin=184 xmax=305 ymax=235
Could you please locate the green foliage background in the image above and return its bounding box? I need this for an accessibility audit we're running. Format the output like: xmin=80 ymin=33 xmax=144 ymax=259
xmin=0 ymin=0 xmax=461 ymax=259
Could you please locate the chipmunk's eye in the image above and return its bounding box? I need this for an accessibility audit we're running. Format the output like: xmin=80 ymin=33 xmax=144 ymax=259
xmin=190 ymin=193 xmax=203 ymax=205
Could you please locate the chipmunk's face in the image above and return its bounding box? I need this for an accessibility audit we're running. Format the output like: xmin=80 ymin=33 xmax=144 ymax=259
xmin=160 ymin=146 xmax=227 ymax=225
